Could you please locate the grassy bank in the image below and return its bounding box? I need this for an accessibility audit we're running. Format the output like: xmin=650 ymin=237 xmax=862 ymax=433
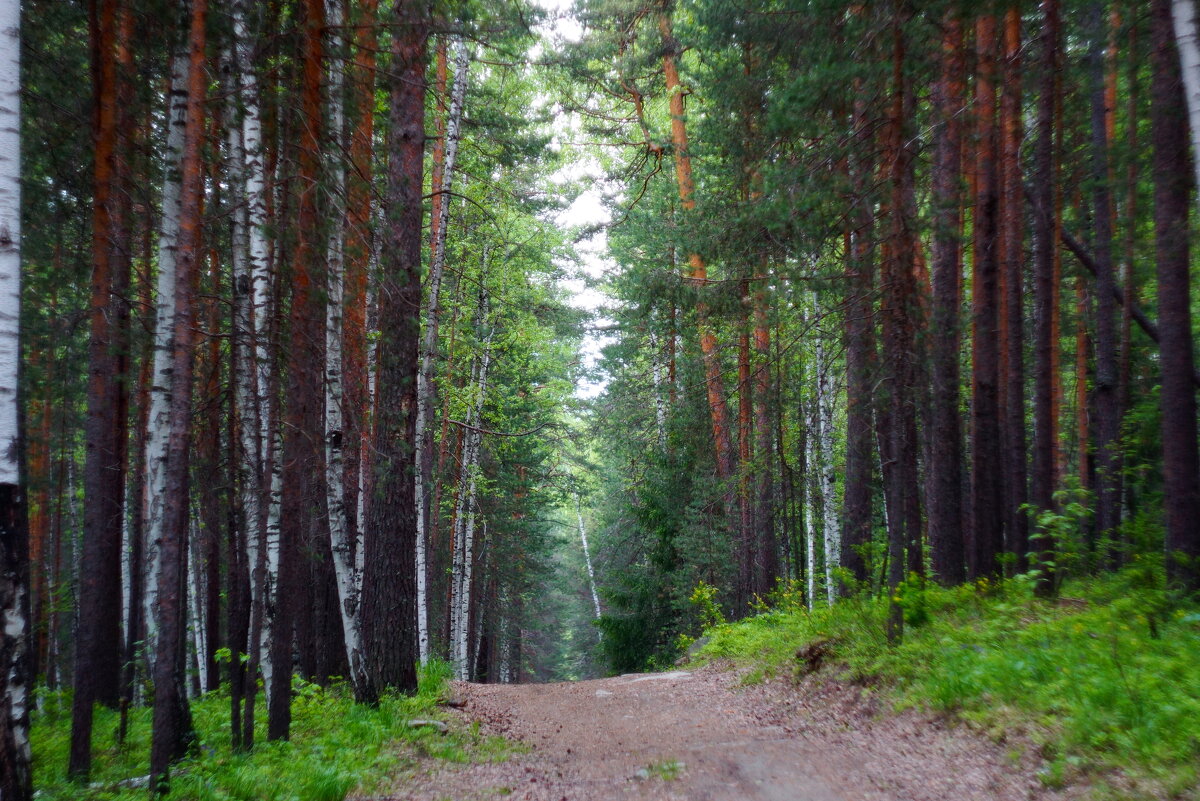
xmin=693 ymin=569 xmax=1200 ymax=798
xmin=32 ymin=662 xmax=503 ymax=801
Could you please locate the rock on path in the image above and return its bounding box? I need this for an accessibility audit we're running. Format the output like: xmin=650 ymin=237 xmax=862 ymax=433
xmin=371 ymin=664 xmax=1083 ymax=801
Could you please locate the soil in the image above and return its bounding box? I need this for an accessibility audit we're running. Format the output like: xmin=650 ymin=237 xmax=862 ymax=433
xmin=370 ymin=664 xmax=1086 ymax=801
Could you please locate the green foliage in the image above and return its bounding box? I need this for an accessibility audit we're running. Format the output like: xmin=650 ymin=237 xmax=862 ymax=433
xmin=694 ymin=568 xmax=1200 ymax=796
xmin=688 ymin=580 xmax=726 ymax=630
xmin=31 ymin=662 xmax=506 ymax=801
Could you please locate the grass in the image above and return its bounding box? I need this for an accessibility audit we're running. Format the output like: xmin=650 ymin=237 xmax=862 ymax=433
xmin=32 ymin=660 xmax=509 ymax=801
xmin=693 ymin=569 xmax=1200 ymax=798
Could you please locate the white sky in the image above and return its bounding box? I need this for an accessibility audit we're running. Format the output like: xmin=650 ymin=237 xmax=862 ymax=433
xmin=535 ymin=0 xmax=617 ymax=400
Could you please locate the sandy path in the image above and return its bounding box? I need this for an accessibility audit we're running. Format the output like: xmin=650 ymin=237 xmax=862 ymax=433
xmin=375 ymin=665 xmax=1079 ymax=801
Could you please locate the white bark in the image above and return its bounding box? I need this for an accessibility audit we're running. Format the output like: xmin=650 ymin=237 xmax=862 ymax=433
xmin=226 ymin=0 xmax=275 ymax=690
xmin=803 ymin=305 xmax=820 ymax=610
xmin=1172 ymin=0 xmax=1200 ymax=202
xmin=261 ymin=427 xmax=282 ymax=690
xmin=416 ymin=36 xmax=470 ymax=665
xmin=0 ymin=0 xmax=16 ymax=489
xmin=817 ymin=336 xmax=838 ymax=605
xmin=187 ymin=515 xmax=207 ymax=696
xmin=143 ymin=54 xmax=189 ymax=652
xmin=576 ymin=495 xmax=602 ymax=624
xmin=0 ymin=0 xmax=30 ymax=773
xmin=322 ymin=0 xmax=368 ymax=695
xmin=451 ymin=293 xmax=493 ymax=681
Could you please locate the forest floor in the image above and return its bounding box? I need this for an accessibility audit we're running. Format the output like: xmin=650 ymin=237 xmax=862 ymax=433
xmin=372 ymin=663 xmax=1084 ymax=801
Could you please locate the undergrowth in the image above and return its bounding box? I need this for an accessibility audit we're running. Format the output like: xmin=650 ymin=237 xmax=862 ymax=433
xmin=32 ymin=660 xmax=507 ymax=801
xmin=694 ymin=568 xmax=1200 ymax=798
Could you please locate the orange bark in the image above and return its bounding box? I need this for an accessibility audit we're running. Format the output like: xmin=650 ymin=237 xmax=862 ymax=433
xmin=660 ymin=9 xmax=734 ymax=482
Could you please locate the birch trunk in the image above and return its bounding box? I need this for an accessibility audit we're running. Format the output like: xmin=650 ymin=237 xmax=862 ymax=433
xmin=323 ymin=0 xmax=368 ymax=698
xmin=225 ymin=3 xmax=274 ymax=733
xmin=576 ymin=496 xmax=602 ymax=630
xmin=187 ymin=517 xmax=207 ymax=696
xmin=416 ymin=36 xmax=469 ymax=665
xmin=143 ymin=54 xmax=189 ymax=655
xmin=227 ymin=0 xmax=276 ymax=706
xmin=1170 ymin=0 xmax=1200 ymax=202
xmin=451 ymin=295 xmax=493 ymax=680
xmin=816 ymin=335 xmax=838 ymax=605
xmin=0 ymin=0 xmax=31 ymax=787
xmin=149 ymin=0 xmax=206 ymax=782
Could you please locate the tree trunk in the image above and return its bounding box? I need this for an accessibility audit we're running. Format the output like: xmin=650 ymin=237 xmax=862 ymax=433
xmin=1000 ymin=5 xmax=1028 ymax=570
xmin=1153 ymin=0 xmax=1200 ymax=592
xmin=1170 ymin=0 xmax=1200 ymax=201
xmin=0 ymin=0 xmax=31 ymax=790
xmin=417 ymin=36 xmax=469 ymax=665
xmin=1087 ymin=1 xmax=1121 ymax=560
xmin=969 ymin=12 xmax=1004 ymax=581
xmin=841 ymin=88 xmax=875 ymax=588
xmin=71 ymin=0 xmax=128 ymax=777
xmin=148 ymin=0 xmax=206 ymax=786
xmin=273 ymin=0 xmax=326 ymax=738
xmin=361 ymin=0 xmax=428 ymax=699
xmin=1031 ymin=0 xmax=1060 ymax=593
xmin=751 ymin=261 xmax=776 ymax=595
xmin=659 ymin=7 xmax=736 ymax=504
xmin=737 ymin=289 xmax=753 ymax=605
xmin=928 ymin=9 xmax=966 ymax=586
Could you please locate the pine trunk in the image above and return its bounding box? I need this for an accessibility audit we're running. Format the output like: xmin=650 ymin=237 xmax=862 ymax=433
xmin=71 ymin=0 xmax=127 ymax=776
xmin=1088 ymin=1 xmax=1121 ymax=559
xmin=1031 ymin=0 xmax=1060 ymax=592
xmin=969 ymin=13 xmax=1004 ymax=581
xmin=1153 ymin=0 xmax=1200 ymax=592
xmin=1000 ymin=6 xmax=1028 ymax=570
xmin=361 ymin=0 xmax=427 ymax=699
xmin=928 ymin=10 xmax=966 ymax=585
xmin=841 ymin=89 xmax=875 ymax=587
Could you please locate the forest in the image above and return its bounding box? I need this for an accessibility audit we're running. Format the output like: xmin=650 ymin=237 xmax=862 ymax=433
xmin=1 ymin=0 xmax=1199 ymax=797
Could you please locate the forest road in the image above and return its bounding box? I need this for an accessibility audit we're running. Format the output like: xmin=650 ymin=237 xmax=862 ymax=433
xmin=382 ymin=664 xmax=1076 ymax=801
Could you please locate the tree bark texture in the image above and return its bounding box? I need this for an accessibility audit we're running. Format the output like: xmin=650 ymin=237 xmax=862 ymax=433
xmin=1031 ymin=0 xmax=1060 ymax=593
xmin=969 ymin=12 xmax=1004 ymax=581
xmin=1087 ymin=1 xmax=1121 ymax=557
xmin=0 ymin=0 xmax=31 ymax=789
xmin=928 ymin=10 xmax=966 ymax=586
xmin=148 ymin=0 xmax=206 ymax=786
xmin=1152 ymin=0 xmax=1200 ymax=592
xmin=362 ymin=0 xmax=428 ymax=699
xmin=71 ymin=0 xmax=129 ymax=777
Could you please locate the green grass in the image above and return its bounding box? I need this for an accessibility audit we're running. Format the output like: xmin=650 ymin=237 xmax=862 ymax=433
xmin=694 ymin=570 xmax=1200 ymax=798
xmin=32 ymin=661 xmax=509 ymax=801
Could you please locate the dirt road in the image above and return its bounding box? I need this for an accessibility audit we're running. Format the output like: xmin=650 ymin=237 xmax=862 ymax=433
xmin=380 ymin=665 xmax=1078 ymax=801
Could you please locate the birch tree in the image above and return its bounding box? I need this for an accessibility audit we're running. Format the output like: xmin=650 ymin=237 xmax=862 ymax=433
xmin=324 ymin=0 xmax=369 ymax=700
xmin=0 ymin=0 xmax=31 ymax=792
xmin=141 ymin=53 xmax=188 ymax=664
xmin=451 ymin=293 xmax=494 ymax=680
xmin=416 ymin=36 xmax=470 ymax=665
xmin=1170 ymin=0 xmax=1200 ymax=203
xmin=149 ymin=0 xmax=207 ymax=786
